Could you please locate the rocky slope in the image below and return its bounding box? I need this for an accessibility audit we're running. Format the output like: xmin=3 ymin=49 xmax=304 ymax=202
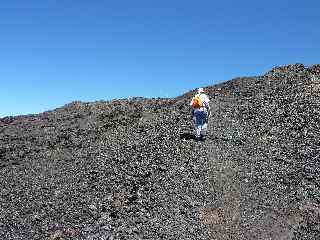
xmin=0 ymin=64 xmax=319 ymax=239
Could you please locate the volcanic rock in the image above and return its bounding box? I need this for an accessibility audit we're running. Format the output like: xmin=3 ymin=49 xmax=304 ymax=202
xmin=0 ymin=64 xmax=319 ymax=239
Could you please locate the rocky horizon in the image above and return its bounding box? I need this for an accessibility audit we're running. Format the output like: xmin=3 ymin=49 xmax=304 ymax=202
xmin=1 ymin=63 xmax=320 ymax=239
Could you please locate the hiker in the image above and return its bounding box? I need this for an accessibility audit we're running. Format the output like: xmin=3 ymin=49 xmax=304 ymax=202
xmin=190 ymin=88 xmax=210 ymax=141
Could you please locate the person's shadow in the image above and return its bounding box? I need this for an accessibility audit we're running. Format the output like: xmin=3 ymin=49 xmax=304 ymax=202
xmin=180 ymin=132 xmax=197 ymax=140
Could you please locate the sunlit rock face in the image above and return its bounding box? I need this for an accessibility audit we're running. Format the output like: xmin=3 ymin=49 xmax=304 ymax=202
xmin=1 ymin=64 xmax=319 ymax=240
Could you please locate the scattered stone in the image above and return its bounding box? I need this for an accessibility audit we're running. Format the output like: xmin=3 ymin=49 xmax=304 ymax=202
xmin=0 ymin=64 xmax=319 ymax=239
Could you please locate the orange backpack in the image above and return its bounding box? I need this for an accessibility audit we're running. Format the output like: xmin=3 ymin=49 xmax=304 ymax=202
xmin=192 ymin=95 xmax=203 ymax=108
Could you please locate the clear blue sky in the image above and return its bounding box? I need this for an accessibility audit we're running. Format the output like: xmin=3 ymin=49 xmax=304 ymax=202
xmin=1 ymin=0 xmax=319 ymax=117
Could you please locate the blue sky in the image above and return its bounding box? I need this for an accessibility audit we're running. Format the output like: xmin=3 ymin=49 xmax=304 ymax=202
xmin=1 ymin=0 xmax=319 ymax=117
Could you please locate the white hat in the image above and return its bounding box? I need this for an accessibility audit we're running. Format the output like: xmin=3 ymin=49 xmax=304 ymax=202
xmin=197 ymin=88 xmax=205 ymax=93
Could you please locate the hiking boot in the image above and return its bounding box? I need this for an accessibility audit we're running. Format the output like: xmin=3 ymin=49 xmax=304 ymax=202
xmin=200 ymin=134 xmax=206 ymax=142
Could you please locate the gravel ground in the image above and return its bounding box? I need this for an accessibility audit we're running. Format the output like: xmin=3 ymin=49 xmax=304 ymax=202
xmin=0 ymin=64 xmax=319 ymax=239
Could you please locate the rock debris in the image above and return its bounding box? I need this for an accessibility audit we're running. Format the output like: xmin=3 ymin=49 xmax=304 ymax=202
xmin=0 ymin=64 xmax=319 ymax=239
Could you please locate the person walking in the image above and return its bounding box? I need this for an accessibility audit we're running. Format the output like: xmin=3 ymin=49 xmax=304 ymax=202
xmin=190 ymin=88 xmax=210 ymax=141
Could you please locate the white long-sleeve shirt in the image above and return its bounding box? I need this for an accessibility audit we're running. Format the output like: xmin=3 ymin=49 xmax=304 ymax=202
xmin=190 ymin=93 xmax=210 ymax=110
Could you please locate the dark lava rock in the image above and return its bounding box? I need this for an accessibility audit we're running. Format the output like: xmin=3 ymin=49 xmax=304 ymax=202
xmin=0 ymin=64 xmax=319 ymax=239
